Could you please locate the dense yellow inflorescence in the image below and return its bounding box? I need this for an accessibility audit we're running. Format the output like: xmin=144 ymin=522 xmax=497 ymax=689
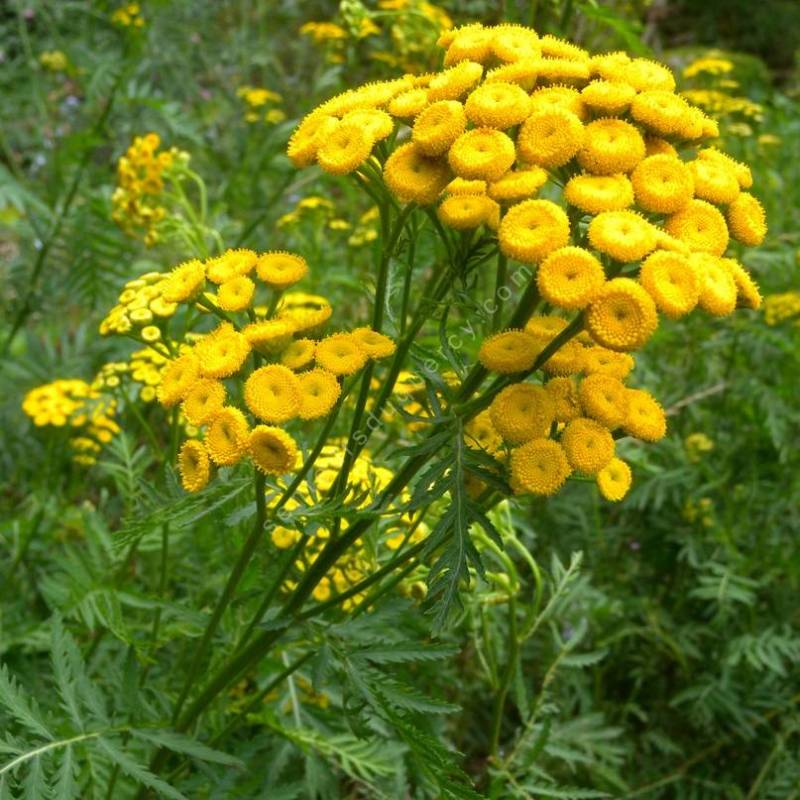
xmin=21 ymin=379 xmax=120 ymax=466
xmin=473 ymin=314 xmax=664 ymax=502
xmin=127 ymin=248 xmax=395 ymax=491
xmin=111 ymin=133 xmax=189 ymax=246
xmin=286 ymin=22 xmax=767 ymax=504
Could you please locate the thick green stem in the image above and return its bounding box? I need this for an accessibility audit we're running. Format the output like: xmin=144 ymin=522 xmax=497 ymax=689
xmin=492 ymin=253 xmax=508 ymax=332
xmin=171 ymin=470 xmax=266 ymax=724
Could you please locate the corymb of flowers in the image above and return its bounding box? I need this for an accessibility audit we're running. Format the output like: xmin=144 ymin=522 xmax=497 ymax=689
xmin=286 ymin=21 xmax=766 ymax=502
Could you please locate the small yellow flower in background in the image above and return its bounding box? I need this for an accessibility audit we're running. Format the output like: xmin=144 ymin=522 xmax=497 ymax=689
xmin=111 ymin=2 xmax=145 ymax=28
xmin=683 ymin=497 xmax=715 ymax=528
xmin=299 ymin=21 xmax=347 ymax=42
xmin=112 ymin=133 xmax=189 ymax=246
xmin=683 ymin=57 xmax=734 ymax=79
xmin=39 ymin=50 xmax=69 ymax=72
xmin=236 ymin=86 xmax=285 ymax=125
xmin=685 ymin=432 xmax=715 ymax=462
xmin=22 ymin=379 xmax=119 ymax=465
xmin=763 ymin=291 xmax=800 ymax=326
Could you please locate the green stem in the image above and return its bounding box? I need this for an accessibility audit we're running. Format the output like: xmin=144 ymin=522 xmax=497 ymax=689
xmin=492 ymin=253 xmax=508 ymax=332
xmin=171 ymin=470 xmax=266 ymax=724
xmin=141 ymin=523 xmax=170 ymax=685
xmin=489 ymin=595 xmax=519 ymax=757
xmin=235 ymin=387 xmax=353 ymax=648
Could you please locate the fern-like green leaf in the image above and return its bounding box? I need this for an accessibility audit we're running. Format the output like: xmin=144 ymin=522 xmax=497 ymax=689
xmin=0 ymin=664 xmax=52 ymax=742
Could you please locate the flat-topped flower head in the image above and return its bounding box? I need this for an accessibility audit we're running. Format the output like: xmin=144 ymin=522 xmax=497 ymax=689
xmin=510 ymin=438 xmax=571 ymax=496
xmin=464 ymin=81 xmax=532 ymax=128
xmin=498 ymin=200 xmax=570 ymax=264
xmin=206 ymin=407 xmax=249 ymax=466
xmin=564 ymin=173 xmax=634 ymax=214
xmin=158 ymin=352 xmax=200 ymax=407
xmin=244 ymin=364 xmax=301 ymax=423
xmin=586 ymin=278 xmax=658 ymax=351
xmin=248 ymin=426 xmax=298 ymax=475
xmin=489 ymin=383 xmax=555 ymax=444
xmin=561 ymin=416 xmax=615 ymax=475
xmin=281 ymin=338 xmax=317 ymax=371
xmin=297 ymin=369 xmax=341 ymax=420
xmin=412 ymin=101 xmax=468 ymax=156
xmin=631 ymin=155 xmax=694 ymax=214
xmin=182 ymin=378 xmax=226 ymax=426
xmin=517 ymin=108 xmax=585 ymax=169
xmin=195 ymin=323 xmax=251 ymax=378
xmin=588 ymin=211 xmax=658 ymax=263
xmin=275 ymin=293 xmax=332 ymax=336
xmin=623 ymin=389 xmax=667 ymax=442
xmin=438 ymin=194 xmax=499 ymax=230
xmin=206 ymin=249 xmax=257 ymax=284
xmin=577 ymin=119 xmax=645 ymax=175
xmin=727 ymin=193 xmax=766 ymax=246
xmin=578 ymin=373 xmax=629 ymax=429
xmin=350 ymin=328 xmax=397 ymax=359
xmin=448 ymin=128 xmax=516 ymax=181
xmin=597 ymin=457 xmax=632 ymax=501
xmin=639 ymin=251 xmax=700 ymax=319
xmin=687 ymin=158 xmax=740 ymax=206
xmin=162 ymin=259 xmax=205 ymax=303
xmin=479 ymin=329 xmax=541 ymax=374
xmin=317 ymin=121 xmax=375 ymax=175
xmin=315 ymin=333 xmax=369 ymax=376
xmin=693 ymin=254 xmax=738 ymax=316
xmin=256 ymin=251 xmax=309 ymax=290
xmin=217 ymin=276 xmax=255 ymax=312
xmin=243 ymin=319 xmax=297 ymax=354
xmin=580 ymin=80 xmax=636 ymax=114
xmin=665 ymin=199 xmax=729 ymax=256
xmin=536 ymin=247 xmax=606 ymax=310
xmin=546 ymin=376 xmax=582 ymax=422
xmin=383 ymin=143 xmax=451 ymax=205
xmin=488 ymin=167 xmax=548 ymax=203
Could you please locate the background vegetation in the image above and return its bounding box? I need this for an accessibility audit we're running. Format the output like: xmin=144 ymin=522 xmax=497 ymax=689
xmin=1 ymin=1 xmax=798 ymax=797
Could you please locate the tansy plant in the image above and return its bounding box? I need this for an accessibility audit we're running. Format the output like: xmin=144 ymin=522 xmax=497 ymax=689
xmin=18 ymin=19 xmax=770 ymax=793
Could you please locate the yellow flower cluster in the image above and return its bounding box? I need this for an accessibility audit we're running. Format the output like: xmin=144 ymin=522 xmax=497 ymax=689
xmin=681 ymin=90 xmax=763 ymax=123
xmin=683 ymin=496 xmax=715 ymax=528
xmin=683 ymin=57 xmax=735 ymax=79
xmin=22 ymin=379 xmax=120 ymax=466
xmin=99 ymin=270 xmax=177 ymax=339
xmin=288 ymin=24 xmax=765 ymax=345
xmin=39 ymin=51 xmax=68 ymax=72
xmin=680 ymin=51 xmax=763 ymax=133
xmin=111 ymin=2 xmax=145 ymax=27
xmin=763 ymin=291 xmax=800 ymax=326
xmin=236 ymin=86 xmax=286 ymax=125
xmin=475 ymin=316 xmax=665 ymax=501
xmin=286 ymin=21 xmax=770 ymax=510
xmin=299 ymin=22 xmax=348 ymax=43
xmin=271 ymin=444 xmax=426 ymax=608
xmin=301 ymin=1 xmax=452 ymax=72
xmin=92 ymin=346 xmax=172 ymax=404
xmin=277 ymin=196 xmax=379 ymax=247
xmin=135 ymin=249 xmax=397 ymax=492
xmin=685 ymin=432 xmax=714 ymax=462
xmin=111 ymin=133 xmax=188 ymax=246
